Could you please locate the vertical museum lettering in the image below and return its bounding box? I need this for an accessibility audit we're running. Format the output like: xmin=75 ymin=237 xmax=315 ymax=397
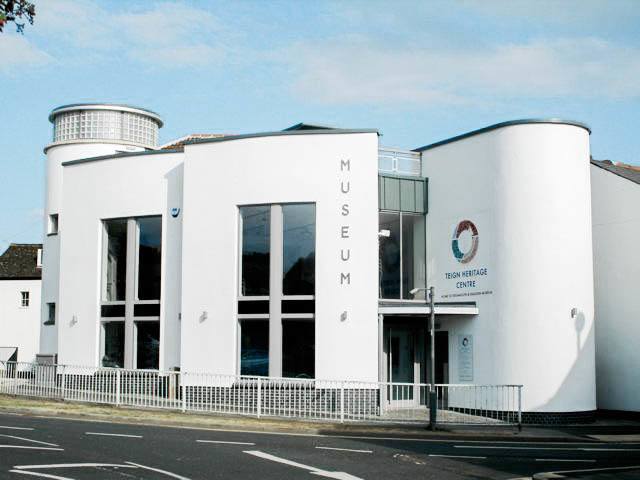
xmin=340 ymin=159 xmax=351 ymax=285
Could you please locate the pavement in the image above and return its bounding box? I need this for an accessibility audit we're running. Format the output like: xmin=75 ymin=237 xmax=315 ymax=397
xmin=0 ymin=396 xmax=639 ymax=479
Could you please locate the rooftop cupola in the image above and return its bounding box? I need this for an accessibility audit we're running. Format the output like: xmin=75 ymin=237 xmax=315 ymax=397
xmin=47 ymin=103 xmax=163 ymax=150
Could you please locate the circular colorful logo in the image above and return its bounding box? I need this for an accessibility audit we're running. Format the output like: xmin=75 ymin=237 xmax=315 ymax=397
xmin=452 ymin=220 xmax=479 ymax=264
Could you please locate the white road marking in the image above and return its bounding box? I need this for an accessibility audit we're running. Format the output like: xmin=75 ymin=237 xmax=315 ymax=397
xmin=244 ymin=450 xmax=364 ymax=480
xmin=316 ymin=446 xmax=372 ymax=453
xmin=581 ymin=448 xmax=640 ymax=451
xmin=85 ymin=432 xmax=142 ymax=438
xmin=125 ymin=461 xmax=192 ymax=480
xmin=196 ymin=440 xmax=255 ymax=445
xmin=13 ymin=463 xmax=136 ymax=470
xmin=0 ymin=425 xmax=33 ymax=430
xmin=9 ymin=470 xmax=75 ymax=480
xmin=0 ymin=445 xmax=62 ymax=451
xmin=535 ymin=459 xmax=596 ymax=463
xmin=429 ymin=454 xmax=486 ymax=460
xmin=533 ymin=465 xmax=640 ymax=478
xmin=0 ymin=434 xmax=59 ymax=447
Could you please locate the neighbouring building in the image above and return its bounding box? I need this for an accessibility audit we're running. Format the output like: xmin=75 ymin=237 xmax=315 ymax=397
xmin=0 ymin=243 xmax=42 ymax=363
xmin=590 ymin=160 xmax=640 ymax=415
xmin=36 ymin=103 xmax=637 ymax=420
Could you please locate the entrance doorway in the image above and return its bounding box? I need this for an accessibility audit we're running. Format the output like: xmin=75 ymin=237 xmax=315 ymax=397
xmin=383 ymin=318 xmax=449 ymax=409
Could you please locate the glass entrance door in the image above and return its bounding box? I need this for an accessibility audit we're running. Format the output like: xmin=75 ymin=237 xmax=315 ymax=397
xmin=389 ymin=328 xmax=415 ymax=404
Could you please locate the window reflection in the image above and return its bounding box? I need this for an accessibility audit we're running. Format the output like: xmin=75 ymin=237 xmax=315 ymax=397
xmin=283 ymin=204 xmax=315 ymax=295
xmin=241 ymin=207 xmax=270 ymax=296
xmin=402 ymin=214 xmax=426 ymax=299
xmin=240 ymin=320 xmax=269 ymax=376
xmin=137 ymin=217 xmax=162 ymax=300
xmin=379 ymin=212 xmax=401 ymax=298
xmin=282 ymin=320 xmax=315 ymax=378
xmin=136 ymin=321 xmax=160 ymax=370
xmin=102 ymin=322 xmax=124 ymax=368
xmin=104 ymin=219 xmax=127 ymax=301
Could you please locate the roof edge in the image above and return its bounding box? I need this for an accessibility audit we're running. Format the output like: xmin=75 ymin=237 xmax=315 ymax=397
xmin=184 ymin=128 xmax=380 ymax=146
xmin=61 ymin=148 xmax=183 ymax=167
xmin=591 ymin=159 xmax=640 ymax=186
xmin=414 ymin=119 xmax=591 ymax=152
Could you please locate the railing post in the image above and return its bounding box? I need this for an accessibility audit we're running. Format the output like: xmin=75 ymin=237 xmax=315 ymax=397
xmin=60 ymin=365 xmax=66 ymax=400
xmin=257 ymin=377 xmax=262 ymax=418
xmin=517 ymin=385 xmax=522 ymax=432
xmin=181 ymin=373 xmax=186 ymax=413
xmin=340 ymin=382 xmax=345 ymax=423
xmin=116 ymin=369 xmax=121 ymax=406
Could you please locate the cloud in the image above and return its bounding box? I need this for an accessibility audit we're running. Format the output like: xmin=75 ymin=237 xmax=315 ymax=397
xmin=0 ymin=34 xmax=53 ymax=74
xmin=32 ymin=0 xmax=230 ymax=68
xmin=284 ymin=37 xmax=640 ymax=106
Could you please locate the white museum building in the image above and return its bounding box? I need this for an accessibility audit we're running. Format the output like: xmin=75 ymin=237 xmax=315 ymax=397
xmin=36 ymin=103 xmax=640 ymax=421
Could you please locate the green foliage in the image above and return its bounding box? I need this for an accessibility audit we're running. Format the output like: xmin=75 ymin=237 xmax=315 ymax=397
xmin=0 ymin=0 xmax=36 ymax=34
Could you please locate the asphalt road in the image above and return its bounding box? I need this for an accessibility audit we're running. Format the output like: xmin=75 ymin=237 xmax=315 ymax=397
xmin=0 ymin=412 xmax=639 ymax=479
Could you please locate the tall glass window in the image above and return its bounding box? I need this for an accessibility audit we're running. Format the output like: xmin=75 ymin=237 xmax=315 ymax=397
xmin=282 ymin=320 xmax=315 ymax=378
xmin=379 ymin=212 xmax=426 ymax=300
xmin=102 ymin=322 xmax=125 ymax=368
xmin=402 ymin=214 xmax=426 ymax=299
xmin=240 ymin=206 xmax=270 ymax=296
xmin=283 ymin=204 xmax=316 ymax=295
xmin=240 ymin=320 xmax=269 ymax=376
xmin=104 ymin=219 xmax=127 ymax=301
xmin=379 ymin=212 xmax=401 ymax=298
xmin=136 ymin=321 xmax=160 ymax=370
xmin=137 ymin=217 xmax=162 ymax=300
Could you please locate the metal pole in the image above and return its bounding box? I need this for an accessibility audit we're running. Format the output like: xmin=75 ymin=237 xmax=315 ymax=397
xmin=428 ymin=286 xmax=437 ymax=430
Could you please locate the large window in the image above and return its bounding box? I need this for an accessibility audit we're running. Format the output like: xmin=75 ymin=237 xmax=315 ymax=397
xmin=283 ymin=204 xmax=315 ymax=295
xmin=282 ymin=320 xmax=315 ymax=378
xmin=238 ymin=203 xmax=316 ymax=378
xmin=101 ymin=216 xmax=162 ymax=369
xmin=104 ymin=219 xmax=127 ymax=302
xmin=379 ymin=212 xmax=426 ymax=300
xmin=240 ymin=206 xmax=270 ymax=296
xmin=240 ymin=320 xmax=269 ymax=376
xmin=102 ymin=322 xmax=125 ymax=368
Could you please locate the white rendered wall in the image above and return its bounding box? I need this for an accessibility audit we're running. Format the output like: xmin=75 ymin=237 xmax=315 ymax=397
xmin=40 ymin=143 xmax=145 ymax=356
xmin=0 ymin=279 xmax=41 ymax=363
xmin=181 ymin=132 xmax=379 ymax=381
xmin=591 ymin=165 xmax=640 ymax=412
xmin=57 ymin=152 xmax=183 ymax=368
xmin=423 ymin=123 xmax=595 ymax=413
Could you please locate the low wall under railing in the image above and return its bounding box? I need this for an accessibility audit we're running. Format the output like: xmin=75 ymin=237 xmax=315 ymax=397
xmin=0 ymin=361 xmax=522 ymax=427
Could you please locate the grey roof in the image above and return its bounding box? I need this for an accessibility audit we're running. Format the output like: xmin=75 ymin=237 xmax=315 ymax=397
xmin=591 ymin=159 xmax=640 ymax=185
xmin=183 ymin=127 xmax=380 ymax=146
xmin=0 ymin=244 xmax=42 ymax=280
xmin=414 ymin=119 xmax=591 ymax=152
xmin=282 ymin=123 xmax=337 ymax=131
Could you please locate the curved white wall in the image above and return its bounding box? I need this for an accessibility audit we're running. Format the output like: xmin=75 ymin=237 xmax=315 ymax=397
xmin=424 ymin=123 xmax=595 ymax=413
xmin=40 ymin=142 xmax=145 ymax=356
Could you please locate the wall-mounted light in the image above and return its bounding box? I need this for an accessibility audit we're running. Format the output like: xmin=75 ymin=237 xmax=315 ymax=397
xmin=340 ymin=311 xmax=348 ymax=322
xmin=571 ymin=308 xmax=578 ymax=319
xmin=70 ymin=315 xmax=78 ymax=326
xmin=199 ymin=311 xmax=208 ymax=323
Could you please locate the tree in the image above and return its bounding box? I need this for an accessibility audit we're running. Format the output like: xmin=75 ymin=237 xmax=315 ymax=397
xmin=0 ymin=0 xmax=35 ymax=34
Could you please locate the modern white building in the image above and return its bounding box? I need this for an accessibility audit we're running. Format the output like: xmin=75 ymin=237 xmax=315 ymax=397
xmin=39 ymin=102 xmax=637 ymax=421
xmin=590 ymin=160 xmax=640 ymax=415
xmin=0 ymin=243 xmax=42 ymax=364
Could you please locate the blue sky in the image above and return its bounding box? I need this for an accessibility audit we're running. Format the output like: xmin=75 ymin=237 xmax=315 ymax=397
xmin=1 ymin=0 xmax=639 ymax=247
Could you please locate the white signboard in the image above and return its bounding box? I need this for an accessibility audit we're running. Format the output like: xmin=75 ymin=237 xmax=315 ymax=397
xmin=457 ymin=334 xmax=473 ymax=382
xmin=436 ymin=211 xmax=494 ymax=300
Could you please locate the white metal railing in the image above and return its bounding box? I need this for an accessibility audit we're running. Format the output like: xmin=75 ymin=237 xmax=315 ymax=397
xmin=378 ymin=147 xmax=422 ymax=176
xmin=0 ymin=361 xmax=522 ymax=426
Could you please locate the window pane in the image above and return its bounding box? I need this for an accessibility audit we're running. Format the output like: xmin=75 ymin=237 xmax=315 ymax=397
xmin=240 ymin=320 xmax=269 ymax=376
xmin=104 ymin=219 xmax=128 ymax=301
xmin=283 ymin=204 xmax=315 ymax=295
xmin=136 ymin=321 xmax=160 ymax=370
xmin=282 ymin=320 xmax=315 ymax=379
xmin=379 ymin=212 xmax=401 ymax=299
xmin=137 ymin=217 xmax=162 ymax=300
xmin=102 ymin=322 xmax=124 ymax=368
xmin=240 ymin=206 xmax=270 ymax=296
xmin=402 ymin=214 xmax=426 ymax=299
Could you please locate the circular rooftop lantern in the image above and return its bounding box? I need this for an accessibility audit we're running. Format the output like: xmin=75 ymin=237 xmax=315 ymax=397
xmin=48 ymin=103 xmax=163 ymax=150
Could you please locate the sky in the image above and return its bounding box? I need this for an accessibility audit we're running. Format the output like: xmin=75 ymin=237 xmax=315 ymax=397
xmin=1 ymin=0 xmax=640 ymax=248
